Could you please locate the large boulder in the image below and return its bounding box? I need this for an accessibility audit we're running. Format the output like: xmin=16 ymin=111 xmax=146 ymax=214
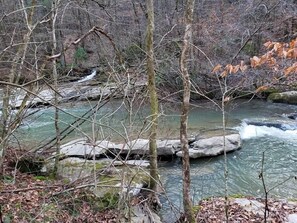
xmin=110 ymin=139 xmax=181 ymax=157
xmin=59 ymin=138 xmax=120 ymax=158
xmin=59 ymin=134 xmax=241 ymax=160
xmin=156 ymin=139 xmax=181 ymax=155
xmin=48 ymin=157 xmax=150 ymax=181
xmin=176 ymin=133 xmax=241 ymax=158
xmin=268 ymin=91 xmax=297 ymax=104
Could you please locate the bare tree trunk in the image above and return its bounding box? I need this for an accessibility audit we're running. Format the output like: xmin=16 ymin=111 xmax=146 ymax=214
xmin=222 ymin=93 xmax=229 ymax=222
xmin=0 ymin=86 xmax=10 ymax=175
xmin=180 ymin=0 xmax=195 ymax=222
xmin=52 ymin=0 xmax=61 ymax=177
xmin=131 ymin=0 xmax=143 ymax=48
xmin=146 ymin=0 xmax=159 ymax=193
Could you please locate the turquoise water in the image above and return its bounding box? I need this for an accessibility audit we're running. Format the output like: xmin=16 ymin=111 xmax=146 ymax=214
xmin=19 ymin=99 xmax=286 ymax=144
xmin=17 ymin=99 xmax=297 ymax=222
xmin=158 ymin=101 xmax=297 ymax=222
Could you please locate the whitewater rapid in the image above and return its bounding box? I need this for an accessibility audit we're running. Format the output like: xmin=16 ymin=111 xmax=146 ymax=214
xmin=237 ymin=121 xmax=297 ymax=140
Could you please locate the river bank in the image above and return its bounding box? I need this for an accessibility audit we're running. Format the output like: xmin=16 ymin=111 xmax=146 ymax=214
xmin=10 ymin=98 xmax=297 ymax=222
xmin=3 ymin=145 xmax=297 ymax=223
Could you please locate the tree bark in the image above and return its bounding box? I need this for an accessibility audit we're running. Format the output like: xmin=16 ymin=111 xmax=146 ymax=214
xmin=146 ymin=0 xmax=159 ymax=192
xmin=52 ymin=0 xmax=61 ymax=178
xmin=180 ymin=0 xmax=195 ymax=222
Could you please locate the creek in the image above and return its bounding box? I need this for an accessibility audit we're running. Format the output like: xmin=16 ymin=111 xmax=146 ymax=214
xmin=17 ymin=99 xmax=297 ymax=222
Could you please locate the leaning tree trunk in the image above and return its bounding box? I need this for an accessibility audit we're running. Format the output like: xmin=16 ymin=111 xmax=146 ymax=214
xmin=146 ymin=0 xmax=159 ymax=193
xmin=180 ymin=0 xmax=196 ymax=222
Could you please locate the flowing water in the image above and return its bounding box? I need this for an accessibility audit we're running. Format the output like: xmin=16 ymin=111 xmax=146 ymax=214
xmin=17 ymin=99 xmax=297 ymax=222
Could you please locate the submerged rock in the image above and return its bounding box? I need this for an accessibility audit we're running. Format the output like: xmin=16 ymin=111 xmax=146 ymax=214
xmin=284 ymin=113 xmax=297 ymax=120
xmin=268 ymin=91 xmax=297 ymax=104
xmin=176 ymin=133 xmax=241 ymax=158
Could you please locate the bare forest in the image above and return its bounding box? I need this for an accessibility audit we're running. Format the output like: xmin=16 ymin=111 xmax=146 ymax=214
xmin=0 ymin=0 xmax=297 ymax=222
xmin=1 ymin=1 xmax=296 ymax=92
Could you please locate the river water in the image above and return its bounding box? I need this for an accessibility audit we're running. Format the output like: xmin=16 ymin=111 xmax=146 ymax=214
xmin=17 ymin=99 xmax=297 ymax=221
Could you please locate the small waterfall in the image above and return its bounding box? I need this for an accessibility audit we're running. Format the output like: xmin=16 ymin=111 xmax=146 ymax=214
xmin=238 ymin=120 xmax=297 ymax=140
xmin=77 ymin=69 xmax=97 ymax=83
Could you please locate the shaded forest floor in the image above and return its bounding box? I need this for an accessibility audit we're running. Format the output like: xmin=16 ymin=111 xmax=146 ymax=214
xmin=2 ymin=148 xmax=297 ymax=223
xmin=0 ymin=148 xmax=120 ymax=223
xmin=194 ymin=197 xmax=297 ymax=223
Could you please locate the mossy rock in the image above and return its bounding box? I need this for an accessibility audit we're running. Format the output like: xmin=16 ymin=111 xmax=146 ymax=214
xmin=258 ymin=88 xmax=280 ymax=98
xmin=268 ymin=91 xmax=297 ymax=104
xmin=229 ymin=194 xmax=246 ymax=198
xmin=56 ymin=158 xmax=109 ymax=181
xmin=56 ymin=157 xmax=150 ymax=210
xmin=93 ymin=166 xmax=150 ymax=204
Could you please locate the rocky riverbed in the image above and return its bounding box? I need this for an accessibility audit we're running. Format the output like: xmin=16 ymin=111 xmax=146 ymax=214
xmin=5 ymin=78 xmax=147 ymax=109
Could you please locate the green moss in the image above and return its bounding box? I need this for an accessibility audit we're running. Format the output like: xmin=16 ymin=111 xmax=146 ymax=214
xmin=62 ymin=160 xmax=106 ymax=170
xmin=74 ymin=47 xmax=88 ymax=62
xmin=77 ymin=189 xmax=120 ymax=211
xmin=192 ymin=205 xmax=202 ymax=213
xmin=288 ymin=198 xmax=297 ymax=202
xmin=98 ymin=174 xmax=115 ymax=182
xmin=229 ymin=194 xmax=245 ymax=198
xmin=62 ymin=161 xmax=83 ymax=168
xmin=243 ymin=42 xmax=258 ymax=56
xmin=63 ymin=178 xmax=70 ymax=184
xmin=2 ymin=175 xmax=13 ymax=183
xmin=33 ymin=175 xmax=53 ymax=181
xmin=268 ymin=92 xmax=297 ymax=104
xmin=98 ymin=192 xmax=119 ymax=210
xmin=268 ymin=92 xmax=282 ymax=101
xmin=95 ymin=162 xmax=105 ymax=170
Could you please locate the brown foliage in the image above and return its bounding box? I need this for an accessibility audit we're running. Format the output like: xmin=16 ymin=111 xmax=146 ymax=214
xmin=212 ymin=38 xmax=297 ymax=92
xmin=195 ymin=197 xmax=297 ymax=223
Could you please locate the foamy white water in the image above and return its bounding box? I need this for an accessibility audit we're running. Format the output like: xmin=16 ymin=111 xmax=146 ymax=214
xmin=77 ymin=69 xmax=96 ymax=83
xmin=238 ymin=122 xmax=297 ymax=140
